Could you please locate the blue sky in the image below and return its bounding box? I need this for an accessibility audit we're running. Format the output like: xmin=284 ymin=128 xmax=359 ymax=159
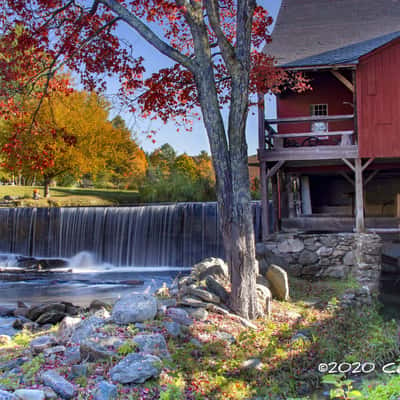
xmin=107 ymin=0 xmax=282 ymax=156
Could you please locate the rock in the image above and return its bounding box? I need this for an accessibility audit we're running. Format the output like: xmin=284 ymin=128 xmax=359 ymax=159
xmin=256 ymin=275 xmax=271 ymax=289
xmin=0 ymin=390 xmax=16 ymax=400
xmin=316 ymin=246 xmax=333 ymax=257
xmin=193 ymin=258 xmax=229 ymax=281
xmin=266 ymin=264 xmax=289 ymax=301
xmin=0 ymin=318 xmax=17 ymax=337
xmin=111 ymin=294 xmax=157 ymax=325
xmin=344 ymin=251 xmax=356 ymax=266
xmin=163 ymin=321 xmax=181 ymax=337
xmin=322 ymin=265 xmax=349 ymax=279
xmin=41 ymin=371 xmax=76 ymax=399
xmin=0 ymin=307 xmax=14 ymax=317
xmin=35 ymin=311 xmax=66 ymax=325
xmin=185 ymin=286 xmax=220 ymax=304
xmin=179 ymin=297 xmax=208 ymax=308
xmin=133 ymin=333 xmax=170 ymax=359
xmin=27 ymin=303 xmax=66 ymax=322
xmin=110 ymin=353 xmax=161 ymax=384
xmin=256 ymin=284 xmax=272 ymax=316
xmin=12 ymin=319 xmax=25 ymax=330
xmin=205 ymin=276 xmax=229 ymax=304
xmin=70 ymin=364 xmax=88 ymax=378
xmin=277 ymin=239 xmax=304 ymax=253
xmin=214 ymin=331 xmax=235 ymax=343
xmin=14 ymin=389 xmax=45 ymax=400
xmin=166 ymin=308 xmax=192 ymax=326
xmin=93 ymin=308 xmax=110 ymax=320
xmin=0 ymin=335 xmax=10 ymax=345
xmin=298 ymin=251 xmax=319 ymax=266
xmin=80 ymin=339 xmax=114 ymax=361
xmin=241 ymin=358 xmax=263 ymax=371
xmin=64 ymin=346 xmax=81 ymax=364
xmin=43 ymin=345 xmax=66 ymax=357
xmin=157 ymin=298 xmax=177 ymax=311
xmin=89 ymin=300 xmax=111 ymax=312
xmin=291 ymin=333 xmax=311 ymax=343
xmin=186 ymin=307 xmax=208 ymax=321
xmin=30 ymin=335 xmax=56 ymax=354
xmin=57 ymin=317 xmax=82 ymax=343
xmin=94 ymin=381 xmax=117 ymax=400
xmin=70 ymin=316 xmax=104 ymax=344
xmin=13 ymin=308 xmax=28 ymax=318
xmin=42 ymin=388 xmax=57 ymax=400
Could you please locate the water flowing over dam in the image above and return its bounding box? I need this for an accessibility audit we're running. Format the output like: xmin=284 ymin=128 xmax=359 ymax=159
xmin=0 ymin=202 xmax=262 ymax=267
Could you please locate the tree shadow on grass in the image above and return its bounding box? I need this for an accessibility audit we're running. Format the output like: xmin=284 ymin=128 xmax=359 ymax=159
xmin=159 ymin=278 xmax=399 ymax=400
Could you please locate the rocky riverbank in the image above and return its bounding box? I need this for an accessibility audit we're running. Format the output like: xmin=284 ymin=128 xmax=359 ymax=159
xmin=0 ymin=258 xmax=397 ymax=400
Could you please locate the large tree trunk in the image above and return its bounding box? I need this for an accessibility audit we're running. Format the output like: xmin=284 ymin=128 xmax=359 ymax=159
xmin=195 ymin=66 xmax=258 ymax=319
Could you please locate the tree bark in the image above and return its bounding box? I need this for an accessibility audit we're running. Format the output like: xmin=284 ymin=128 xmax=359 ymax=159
xmin=43 ymin=177 xmax=51 ymax=198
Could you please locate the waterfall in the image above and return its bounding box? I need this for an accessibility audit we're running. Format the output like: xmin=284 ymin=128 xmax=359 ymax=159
xmin=0 ymin=202 xmax=262 ymax=267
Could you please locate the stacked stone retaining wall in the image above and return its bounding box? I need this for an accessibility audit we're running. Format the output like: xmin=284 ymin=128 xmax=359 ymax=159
xmin=256 ymin=233 xmax=382 ymax=292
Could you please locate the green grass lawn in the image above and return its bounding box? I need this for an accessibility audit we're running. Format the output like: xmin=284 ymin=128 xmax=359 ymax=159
xmin=0 ymin=185 xmax=141 ymax=207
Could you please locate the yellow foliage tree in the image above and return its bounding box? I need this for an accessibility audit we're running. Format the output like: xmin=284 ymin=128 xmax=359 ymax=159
xmin=0 ymin=89 xmax=146 ymax=196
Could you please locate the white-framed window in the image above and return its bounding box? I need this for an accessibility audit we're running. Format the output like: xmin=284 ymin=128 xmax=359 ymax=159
xmin=310 ymin=103 xmax=328 ymax=132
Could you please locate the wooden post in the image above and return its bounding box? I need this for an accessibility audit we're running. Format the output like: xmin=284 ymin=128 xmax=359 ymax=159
xmin=355 ymin=158 xmax=365 ymax=232
xmin=272 ymin=174 xmax=279 ymax=232
xmin=352 ymin=70 xmax=358 ymax=144
xmin=258 ymin=93 xmax=266 ymax=151
xmin=260 ymin=161 xmax=269 ymax=240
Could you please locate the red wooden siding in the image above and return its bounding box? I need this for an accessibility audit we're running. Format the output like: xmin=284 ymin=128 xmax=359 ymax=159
xmin=277 ymin=71 xmax=354 ymax=145
xmin=357 ymin=39 xmax=400 ymax=158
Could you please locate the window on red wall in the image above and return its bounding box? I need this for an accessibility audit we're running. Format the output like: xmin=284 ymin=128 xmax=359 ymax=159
xmin=310 ymin=104 xmax=328 ymax=132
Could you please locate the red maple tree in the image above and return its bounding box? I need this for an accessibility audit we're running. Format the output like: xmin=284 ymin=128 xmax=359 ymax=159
xmin=0 ymin=0 xmax=309 ymax=318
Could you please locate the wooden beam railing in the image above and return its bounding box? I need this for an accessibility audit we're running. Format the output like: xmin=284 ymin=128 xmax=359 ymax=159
xmin=265 ymin=114 xmax=354 ymax=124
xmin=263 ymin=114 xmax=355 ymax=150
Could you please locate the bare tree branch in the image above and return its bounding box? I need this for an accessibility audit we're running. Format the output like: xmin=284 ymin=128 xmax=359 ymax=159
xmin=204 ymin=0 xmax=236 ymax=71
xmin=97 ymin=0 xmax=196 ymax=72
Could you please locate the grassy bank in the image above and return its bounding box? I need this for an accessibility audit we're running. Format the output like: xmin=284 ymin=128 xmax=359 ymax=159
xmin=0 ymin=186 xmax=140 ymax=207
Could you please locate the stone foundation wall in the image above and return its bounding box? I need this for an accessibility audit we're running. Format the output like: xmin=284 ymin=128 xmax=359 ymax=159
xmin=256 ymin=233 xmax=382 ymax=292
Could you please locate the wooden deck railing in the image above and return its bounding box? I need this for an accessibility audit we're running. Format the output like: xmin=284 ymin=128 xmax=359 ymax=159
xmin=263 ymin=114 xmax=355 ymax=150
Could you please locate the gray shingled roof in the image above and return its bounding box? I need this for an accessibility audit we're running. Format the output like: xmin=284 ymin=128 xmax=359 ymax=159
xmin=282 ymin=31 xmax=400 ymax=68
xmin=266 ymin=0 xmax=400 ymax=66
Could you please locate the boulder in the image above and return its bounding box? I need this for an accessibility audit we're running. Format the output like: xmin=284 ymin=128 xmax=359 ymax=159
xmin=41 ymin=371 xmax=76 ymax=399
xmin=64 ymin=347 xmax=81 ymax=365
xmin=30 ymin=335 xmax=56 ymax=354
xmin=70 ymin=316 xmax=104 ymax=344
xmin=205 ymin=276 xmax=229 ymax=304
xmin=43 ymin=346 xmax=66 ymax=357
xmin=35 ymin=311 xmax=66 ymax=325
xmin=185 ymin=286 xmax=220 ymax=304
xmin=179 ymin=297 xmax=207 ymax=308
xmin=0 ymin=307 xmax=13 ymax=317
xmin=162 ymin=321 xmax=181 ymax=337
xmin=256 ymin=284 xmax=272 ymax=316
xmin=266 ymin=264 xmax=289 ymax=301
xmin=110 ymin=353 xmax=161 ymax=384
xmin=14 ymin=390 xmax=45 ymax=400
xmin=133 ymin=333 xmax=170 ymax=359
xmin=344 ymin=251 xmax=356 ymax=266
xmin=27 ymin=303 xmax=66 ymax=322
xmin=166 ymin=308 xmax=192 ymax=326
xmin=0 ymin=390 xmax=16 ymax=400
xmin=316 ymin=246 xmax=333 ymax=257
xmin=80 ymin=339 xmax=114 ymax=361
xmin=57 ymin=317 xmax=82 ymax=343
xmin=94 ymin=381 xmax=117 ymax=400
xmin=111 ymin=294 xmax=157 ymax=325
xmin=192 ymin=258 xmax=229 ymax=281
xmin=186 ymin=307 xmax=208 ymax=321
xmin=89 ymin=300 xmax=111 ymax=312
